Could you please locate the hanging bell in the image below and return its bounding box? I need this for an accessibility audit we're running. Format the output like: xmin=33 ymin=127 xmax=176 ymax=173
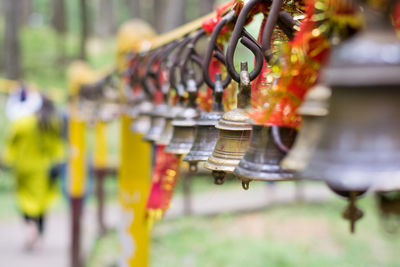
xmin=142 ymin=103 xmax=168 ymax=143
xmin=165 ymin=72 xmax=200 ymax=154
xmin=131 ymin=100 xmax=154 ymax=134
xmin=183 ymin=74 xmax=225 ymax=172
xmin=234 ymin=125 xmax=297 ymax=190
xmin=204 ymin=62 xmax=252 ymax=185
xmin=157 ymin=104 xmax=183 ymax=146
xmin=299 ymin=5 xmax=400 ymax=233
xmin=281 ymin=84 xmax=331 ymax=172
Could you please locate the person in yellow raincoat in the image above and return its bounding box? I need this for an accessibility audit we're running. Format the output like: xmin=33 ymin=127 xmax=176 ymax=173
xmin=2 ymin=93 xmax=65 ymax=250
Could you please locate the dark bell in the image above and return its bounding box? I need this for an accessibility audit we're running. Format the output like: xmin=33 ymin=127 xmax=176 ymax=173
xmin=131 ymin=101 xmax=153 ymax=134
xmin=157 ymin=105 xmax=183 ymax=146
xmin=299 ymin=5 xmax=400 ymax=233
xmin=165 ymin=73 xmax=200 ymax=154
xmin=281 ymin=85 xmax=331 ymax=172
xmin=234 ymin=125 xmax=297 ymax=190
xmin=142 ymin=103 xmax=168 ymax=143
xmin=183 ymin=74 xmax=225 ymax=172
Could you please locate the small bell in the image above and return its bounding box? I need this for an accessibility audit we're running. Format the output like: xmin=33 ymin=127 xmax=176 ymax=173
xmin=156 ymin=105 xmax=184 ymax=146
xmin=234 ymin=125 xmax=297 ymax=190
xmin=299 ymin=4 xmax=400 ymax=233
xmin=204 ymin=62 xmax=252 ymax=185
xmin=142 ymin=103 xmax=168 ymax=143
xmin=165 ymin=71 xmax=200 ymax=154
xmin=281 ymin=85 xmax=331 ymax=172
xmin=131 ymin=100 xmax=154 ymax=134
xmin=183 ymin=73 xmax=225 ymax=172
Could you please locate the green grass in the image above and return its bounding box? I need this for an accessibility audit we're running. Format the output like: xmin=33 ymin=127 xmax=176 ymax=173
xmin=87 ymin=194 xmax=400 ymax=267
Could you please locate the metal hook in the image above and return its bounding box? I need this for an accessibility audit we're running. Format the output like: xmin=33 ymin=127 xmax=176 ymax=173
xmin=261 ymin=0 xmax=283 ymax=61
xmin=179 ymin=29 xmax=206 ymax=88
xmin=225 ymin=0 xmax=265 ymax=83
xmin=202 ymin=10 xmax=236 ymax=90
xmin=169 ymin=35 xmax=192 ymax=99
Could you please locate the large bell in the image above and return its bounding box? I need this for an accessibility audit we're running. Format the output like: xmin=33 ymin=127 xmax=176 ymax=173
xmin=234 ymin=125 xmax=297 ymax=190
xmin=131 ymin=100 xmax=154 ymax=134
xmin=281 ymin=85 xmax=331 ymax=172
xmin=183 ymin=74 xmax=224 ymax=172
xmin=165 ymin=74 xmax=200 ymax=154
xmin=142 ymin=103 xmax=168 ymax=143
xmin=204 ymin=62 xmax=252 ymax=184
xmin=299 ymin=5 xmax=400 ymax=233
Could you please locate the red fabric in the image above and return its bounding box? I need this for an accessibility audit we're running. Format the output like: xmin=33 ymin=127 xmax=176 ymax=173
xmin=249 ymin=0 xmax=331 ymax=129
xmin=146 ymin=145 xmax=180 ymax=216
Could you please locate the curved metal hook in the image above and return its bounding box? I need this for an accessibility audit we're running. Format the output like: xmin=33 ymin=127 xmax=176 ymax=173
xmin=202 ymin=11 xmax=236 ymax=90
xmin=226 ymin=0 xmax=265 ymax=83
xmin=277 ymin=11 xmax=297 ymax=40
xmin=271 ymin=125 xmax=291 ymax=153
xmin=169 ymin=35 xmax=192 ymax=95
xmin=261 ymin=0 xmax=283 ymax=62
xmin=179 ymin=29 xmax=206 ymax=88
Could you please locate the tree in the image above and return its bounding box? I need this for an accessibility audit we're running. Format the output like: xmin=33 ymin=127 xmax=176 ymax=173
xmin=3 ymin=0 xmax=22 ymax=79
xmin=199 ymin=0 xmax=215 ymax=16
xmin=52 ymin=0 xmax=67 ymax=62
xmin=126 ymin=0 xmax=142 ymax=19
xmin=156 ymin=0 xmax=186 ymax=33
xmin=79 ymin=0 xmax=89 ymax=60
xmin=95 ymin=0 xmax=116 ymax=37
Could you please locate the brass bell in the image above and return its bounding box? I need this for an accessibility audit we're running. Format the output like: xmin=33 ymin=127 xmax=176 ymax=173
xmin=142 ymin=103 xmax=168 ymax=143
xmin=299 ymin=4 xmax=400 ymax=233
xmin=204 ymin=62 xmax=252 ymax=184
xmin=281 ymin=84 xmax=331 ymax=172
xmin=165 ymin=72 xmax=200 ymax=154
xmin=131 ymin=100 xmax=154 ymax=135
xmin=234 ymin=125 xmax=297 ymax=190
xmin=183 ymin=73 xmax=224 ymax=172
xmin=157 ymin=104 xmax=183 ymax=146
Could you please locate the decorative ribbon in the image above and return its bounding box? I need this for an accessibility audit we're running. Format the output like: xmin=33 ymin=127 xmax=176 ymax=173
xmin=146 ymin=145 xmax=180 ymax=226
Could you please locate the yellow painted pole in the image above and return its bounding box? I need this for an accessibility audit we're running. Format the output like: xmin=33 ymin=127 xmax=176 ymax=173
xmin=116 ymin=20 xmax=156 ymax=267
xmin=119 ymin=115 xmax=152 ymax=266
xmin=94 ymin=121 xmax=107 ymax=169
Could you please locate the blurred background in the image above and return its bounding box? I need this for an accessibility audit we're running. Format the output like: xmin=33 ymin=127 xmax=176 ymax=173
xmin=0 ymin=1 xmax=400 ymax=267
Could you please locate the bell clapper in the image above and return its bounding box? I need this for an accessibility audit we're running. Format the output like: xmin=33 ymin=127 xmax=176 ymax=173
xmin=212 ymin=171 xmax=226 ymax=185
xmin=342 ymin=191 xmax=364 ymax=234
xmin=241 ymin=179 xmax=251 ymax=190
xmin=189 ymin=162 xmax=198 ymax=174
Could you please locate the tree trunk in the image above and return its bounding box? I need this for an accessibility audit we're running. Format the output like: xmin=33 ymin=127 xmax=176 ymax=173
xmin=95 ymin=0 xmax=115 ymax=37
xmin=52 ymin=0 xmax=67 ymax=34
xmin=79 ymin=0 xmax=88 ymax=60
xmin=198 ymin=0 xmax=215 ymax=16
xmin=20 ymin=0 xmax=33 ymax=26
xmin=157 ymin=0 xmax=186 ymax=33
xmin=126 ymin=0 xmax=142 ymax=18
xmin=3 ymin=0 xmax=22 ymax=79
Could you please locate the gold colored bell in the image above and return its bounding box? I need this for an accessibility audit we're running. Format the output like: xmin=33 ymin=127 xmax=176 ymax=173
xmin=165 ymin=74 xmax=200 ymax=154
xmin=183 ymin=74 xmax=224 ymax=172
xmin=131 ymin=100 xmax=154 ymax=134
xmin=204 ymin=62 xmax=252 ymax=184
xmin=234 ymin=125 xmax=297 ymax=190
xmin=142 ymin=103 xmax=168 ymax=143
xmin=281 ymin=84 xmax=331 ymax=172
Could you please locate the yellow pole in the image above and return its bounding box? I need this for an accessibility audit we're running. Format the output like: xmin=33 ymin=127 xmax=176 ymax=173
xmin=94 ymin=121 xmax=107 ymax=169
xmin=119 ymin=115 xmax=152 ymax=266
xmin=116 ymin=19 xmax=156 ymax=267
